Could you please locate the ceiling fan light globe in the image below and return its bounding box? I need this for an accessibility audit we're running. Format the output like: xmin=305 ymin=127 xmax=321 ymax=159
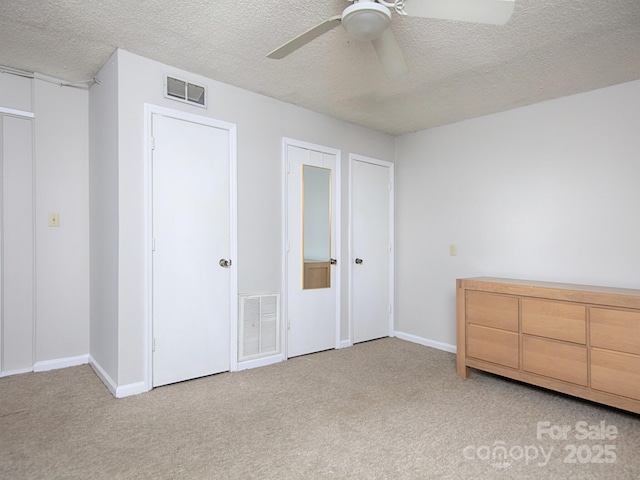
xmin=342 ymin=2 xmax=392 ymax=41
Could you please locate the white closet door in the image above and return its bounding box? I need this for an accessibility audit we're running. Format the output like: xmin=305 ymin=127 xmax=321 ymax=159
xmin=1 ymin=115 xmax=34 ymax=372
xmin=152 ymin=113 xmax=231 ymax=387
xmin=352 ymin=157 xmax=392 ymax=343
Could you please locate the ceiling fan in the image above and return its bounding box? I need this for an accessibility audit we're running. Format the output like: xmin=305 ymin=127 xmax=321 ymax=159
xmin=267 ymin=0 xmax=515 ymax=78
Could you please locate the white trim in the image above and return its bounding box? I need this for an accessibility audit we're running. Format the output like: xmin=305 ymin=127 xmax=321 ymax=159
xmin=0 ymin=366 xmax=33 ymax=378
xmin=282 ymin=137 xmax=342 ymax=357
xmin=236 ymin=353 xmax=285 ymax=371
xmin=115 ymin=381 xmax=148 ymax=398
xmin=228 ymin=122 xmax=239 ymax=373
xmin=89 ymin=355 xmax=149 ymax=398
xmin=348 ymin=154 xmax=395 ymax=345
xmin=143 ymin=103 xmax=239 ymax=389
xmin=338 ymin=340 xmax=351 ymax=349
xmin=280 ymin=137 xmax=288 ymax=359
xmin=33 ymin=354 xmax=89 ymax=372
xmin=0 ymin=107 xmax=34 ymax=119
xmin=89 ymin=355 xmax=118 ymax=397
xmin=394 ymin=331 xmax=457 ymax=354
xmin=0 ymin=113 xmax=3 ymax=372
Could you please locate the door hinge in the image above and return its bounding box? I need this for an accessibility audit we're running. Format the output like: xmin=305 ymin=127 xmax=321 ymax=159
xmin=152 ymin=337 xmax=156 ymax=352
xmin=389 ymin=304 xmax=392 ymax=315
xmin=152 ymin=237 xmax=156 ymax=252
xmin=151 ymin=137 xmax=156 ymax=151
xmin=388 ymin=243 xmax=392 ymax=252
xmin=388 ymin=181 xmax=392 ymax=191
xmin=287 ymin=161 xmax=290 ymax=174
xmin=287 ymin=319 xmax=291 ymax=331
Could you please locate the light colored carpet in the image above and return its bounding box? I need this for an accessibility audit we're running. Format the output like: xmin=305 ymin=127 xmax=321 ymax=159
xmin=1 ymin=338 xmax=639 ymax=479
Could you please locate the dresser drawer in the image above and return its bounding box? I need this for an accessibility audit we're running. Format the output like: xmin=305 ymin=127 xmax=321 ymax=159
xmin=466 ymin=291 xmax=518 ymax=332
xmin=467 ymin=323 xmax=519 ymax=369
xmin=522 ymin=335 xmax=587 ymax=386
xmin=591 ymin=348 xmax=640 ymax=401
xmin=590 ymin=308 xmax=640 ymax=355
xmin=522 ymin=299 xmax=586 ymax=344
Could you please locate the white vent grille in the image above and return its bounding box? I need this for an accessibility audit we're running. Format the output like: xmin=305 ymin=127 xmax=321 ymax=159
xmin=239 ymin=294 xmax=280 ymax=362
xmin=165 ymin=75 xmax=206 ymax=107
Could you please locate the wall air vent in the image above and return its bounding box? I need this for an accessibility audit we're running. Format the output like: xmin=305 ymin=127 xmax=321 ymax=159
xmin=165 ymin=76 xmax=206 ymax=107
xmin=239 ymin=294 xmax=280 ymax=362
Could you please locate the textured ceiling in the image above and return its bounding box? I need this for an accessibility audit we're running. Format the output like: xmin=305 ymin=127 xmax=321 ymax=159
xmin=1 ymin=0 xmax=639 ymax=135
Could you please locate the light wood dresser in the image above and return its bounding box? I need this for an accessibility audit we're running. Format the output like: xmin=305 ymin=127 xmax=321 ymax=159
xmin=456 ymin=277 xmax=640 ymax=414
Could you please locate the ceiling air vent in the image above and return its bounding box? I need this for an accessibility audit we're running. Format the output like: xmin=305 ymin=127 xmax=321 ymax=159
xmin=165 ymin=76 xmax=206 ymax=107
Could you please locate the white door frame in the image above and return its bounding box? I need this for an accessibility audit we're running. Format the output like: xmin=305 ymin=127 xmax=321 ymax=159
xmin=282 ymin=137 xmax=341 ymax=357
xmin=143 ymin=104 xmax=238 ymax=392
xmin=348 ymin=153 xmax=395 ymax=346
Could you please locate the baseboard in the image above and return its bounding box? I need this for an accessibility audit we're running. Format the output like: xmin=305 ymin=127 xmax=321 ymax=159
xmin=394 ymin=331 xmax=457 ymax=354
xmin=1 ymin=354 xmax=90 ymax=377
xmin=88 ymin=356 xmax=149 ymax=398
xmin=34 ymin=354 xmax=89 ymax=372
xmin=236 ymin=353 xmax=285 ymax=371
xmin=338 ymin=340 xmax=351 ymax=349
xmin=116 ymin=381 xmax=148 ymax=398
xmin=89 ymin=356 xmax=118 ymax=397
xmin=0 ymin=366 xmax=33 ymax=378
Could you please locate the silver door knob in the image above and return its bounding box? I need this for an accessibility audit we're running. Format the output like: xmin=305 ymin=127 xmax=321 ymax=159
xmin=355 ymin=258 xmax=363 ymax=264
xmin=219 ymin=259 xmax=232 ymax=267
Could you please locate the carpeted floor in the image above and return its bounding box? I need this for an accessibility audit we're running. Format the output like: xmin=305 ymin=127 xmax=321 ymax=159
xmin=1 ymin=338 xmax=639 ymax=479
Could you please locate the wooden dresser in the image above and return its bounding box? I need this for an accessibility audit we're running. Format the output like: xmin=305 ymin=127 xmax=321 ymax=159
xmin=456 ymin=277 xmax=640 ymax=414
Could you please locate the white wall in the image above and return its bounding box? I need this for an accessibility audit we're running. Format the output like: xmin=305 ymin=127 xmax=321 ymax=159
xmin=34 ymin=79 xmax=90 ymax=364
xmin=0 ymin=72 xmax=31 ymax=111
xmin=0 ymin=72 xmax=89 ymax=374
xmin=89 ymin=51 xmax=120 ymax=383
xmin=395 ymin=80 xmax=640 ymax=347
xmin=91 ymin=49 xmax=395 ymax=388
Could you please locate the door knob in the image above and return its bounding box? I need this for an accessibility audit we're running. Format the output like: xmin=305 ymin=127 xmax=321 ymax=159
xmin=330 ymin=258 xmax=338 ymax=265
xmin=219 ymin=259 xmax=232 ymax=268
xmin=355 ymin=258 xmax=363 ymax=264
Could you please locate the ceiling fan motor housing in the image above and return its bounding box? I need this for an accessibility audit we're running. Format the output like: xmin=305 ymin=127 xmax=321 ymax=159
xmin=342 ymin=2 xmax=392 ymax=41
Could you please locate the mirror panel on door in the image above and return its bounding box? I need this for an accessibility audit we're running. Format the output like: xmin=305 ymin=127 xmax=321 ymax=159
xmin=302 ymin=165 xmax=331 ymax=289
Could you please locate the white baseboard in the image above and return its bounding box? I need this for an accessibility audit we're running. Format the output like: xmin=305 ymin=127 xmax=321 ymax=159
xmin=89 ymin=355 xmax=118 ymax=397
xmin=88 ymin=356 xmax=149 ymax=398
xmin=0 ymin=366 xmax=33 ymax=378
xmin=34 ymin=354 xmax=89 ymax=372
xmin=394 ymin=331 xmax=457 ymax=354
xmin=236 ymin=353 xmax=285 ymax=371
xmin=116 ymin=381 xmax=148 ymax=398
xmin=338 ymin=340 xmax=352 ymax=349
xmin=1 ymin=354 xmax=90 ymax=378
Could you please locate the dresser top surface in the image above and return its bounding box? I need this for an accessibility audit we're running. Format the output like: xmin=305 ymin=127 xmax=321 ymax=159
xmin=458 ymin=277 xmax=640 ymax=300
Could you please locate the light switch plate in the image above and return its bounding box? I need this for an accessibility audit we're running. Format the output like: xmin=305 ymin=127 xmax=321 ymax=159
xmin=449 ymin=244 xmax=457 ymax=256
xmin=49 ymin=213 xmax=60 ymax=227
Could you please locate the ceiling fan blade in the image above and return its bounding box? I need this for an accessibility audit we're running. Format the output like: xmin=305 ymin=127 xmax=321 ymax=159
xmin=267 ymin=15 xmax=342 ymax=59
xmin=403 ymin=0 xmax=515 ymax=25
xmin=371 ymin=28 xmax=408 ymax=78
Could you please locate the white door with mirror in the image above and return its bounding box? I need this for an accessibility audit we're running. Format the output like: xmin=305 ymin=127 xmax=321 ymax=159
xmin=285 ymin=139 xmax=340 ymax=358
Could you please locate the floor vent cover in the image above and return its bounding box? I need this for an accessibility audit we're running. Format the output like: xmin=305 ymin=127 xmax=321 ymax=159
xmin=239 ymin=294 xmax=280 ymax=361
